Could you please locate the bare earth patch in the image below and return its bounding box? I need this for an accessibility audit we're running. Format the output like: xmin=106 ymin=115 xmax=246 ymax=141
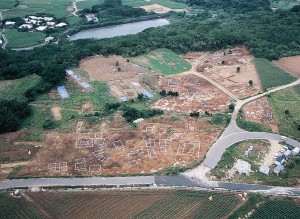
xmin=80 ymin=55 xmax=155 ymax=81
xmin=51 ymin=106 xmax=62 ymax=120
xmin=152 ymin=74 xmax=231 ymax=113
xmin=183 ymin=47 xmax=262 ymax=99
xmin=14 ymin=116 xmax=222 ymax=177
xmin=261 ymin=140 xmax=282 ymax=168
xmin=272 ymin=55 xmax=300 ymax=78
xmin=139 ymin=4 xmax=172 ymax=14
xmin=243 ymin=97 xmax=278 ymax=132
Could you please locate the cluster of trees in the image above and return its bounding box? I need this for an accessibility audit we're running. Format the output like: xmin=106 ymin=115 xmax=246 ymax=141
xmin=0 ymin=100 xmax=31 ymax=133
xmin=122 ymin=107 xmax=163 ymax=122
xmin=159 ymin=90 xmax=179 ymax=97
xmin=187 ymin=0 xmax=270 ymax=13
xmin=80 ymin=0 xmax=150 ymax=23
xmin=190 ymin=111 xmax=200 ymax=117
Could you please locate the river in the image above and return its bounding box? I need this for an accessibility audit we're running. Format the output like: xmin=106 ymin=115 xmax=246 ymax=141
xmin=69 ymin=18 xmax=170 ymax=41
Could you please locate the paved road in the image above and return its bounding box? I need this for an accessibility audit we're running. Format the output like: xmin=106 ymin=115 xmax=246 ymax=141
xmin=202 ymin=78 xmax=300 ymax=169
xmin=0 ymin=176 xmax=155 ymax=190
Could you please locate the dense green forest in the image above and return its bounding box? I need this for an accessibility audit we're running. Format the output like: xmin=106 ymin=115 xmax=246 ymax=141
xmin=1 ymin=0 xmax=300 ymax=133
xmin=187 ymin=0 xmax=271 ymax=13
xmin=80 ymin=0 xmax=151 ymax=23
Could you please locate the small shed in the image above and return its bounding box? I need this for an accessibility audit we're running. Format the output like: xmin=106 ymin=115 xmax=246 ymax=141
xmin=275 ymin=156 xmax=285 ymax=166
xmin=292 ymin=147 xmax=300 ymax=156
xmin=284 ymin=150 xmax=292 ymax=159
xmin=273 ymin=165 xmax=284 ymax=176
xmin=259 ymin=166 xmax=270 ymax=175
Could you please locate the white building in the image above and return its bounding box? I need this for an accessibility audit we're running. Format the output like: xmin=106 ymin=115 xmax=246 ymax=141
xmin=259 ymin=166 xmax=270 ymax=175
xmin=55 ymin=23 xmax=67 ymax=27
xmin=293 ymin=147 xmax=300 ymax=156
xmin=36 ymin=26 xmax=47 ymax=31
xmin=0 ymin=39 xmax=2 ymax=44
xmin=45 ymin=36 xmax=54 ymax=43
xmin=19 ymin=24 xmax=33 ymax=29
xmin=47 ymin=22 xmax=56 ymax=26
xmin=44 ymin=17 xmax=54 ymax=21
xmin=5 ymin=21 xmax=15 ymax=25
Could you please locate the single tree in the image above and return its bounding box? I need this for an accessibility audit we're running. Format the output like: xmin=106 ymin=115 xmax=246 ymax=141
xmin=236 ymin=67 xmax=240 ymax=73
xmin=248 ymin=80 xmax=253 ymax=87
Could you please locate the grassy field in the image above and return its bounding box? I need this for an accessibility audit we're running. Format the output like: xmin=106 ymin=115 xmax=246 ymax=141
xmin=24 ymin=190 xmax=240 ymax=218
xmin=3 ymin=0 xmax=73 ymax=19
xmin=237 ymin=109 xmax=272 ymax=132
xmin=77 ymin=0 xmax=104 ymax=9
xmin=0 ymin=74 xmax=42 ymax=101
xmin=249 ymin=200 xmax=300 ymax=219
xmin=0 ymin=0 xmax=15 ymax=9
xmin=271 ymin=0 xmax=300 ymax=10
xmin=123 ymin=0 xmax=188 ymax=9
xmin=254 ymin=58 xmax=296 ymax=91
xmin=211 ymin=140 xmax=270 ymax=179
xmin=0 ymin=192 xmax=45 ymax=219
xmin=5 ymin=29 xmax=45 ymax=48
xmin=131 ymin=48 xmax=191 ymax=75
xmin=211 ymin=139 xmax=300 ymax=186
xmin=268 ymin=85 xmax=300 ymax=141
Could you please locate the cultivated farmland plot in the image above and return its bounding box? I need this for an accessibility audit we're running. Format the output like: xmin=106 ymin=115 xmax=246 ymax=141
xmin=23 ymin=190 xmax=241 ymax=219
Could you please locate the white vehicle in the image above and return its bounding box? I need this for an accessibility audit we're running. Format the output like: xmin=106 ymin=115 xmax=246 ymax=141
xmin=280 ymin=136 xmax=287 ymax=141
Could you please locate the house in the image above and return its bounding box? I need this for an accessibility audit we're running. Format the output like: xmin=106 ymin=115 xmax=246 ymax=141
xmin=273 ymin=165 xmax=284 ymax=176
xmin=47 ymin=22 xmax=56 ymax=26
xmin=36 ymin=26 xmax=47 ymax=31
xmin=259 ymin=166 xmax=269 ymax=175
xmin=19 ymin=24 xmax=33 ymax=29
xmin=85 ymin=14 xmax=99 ymax=23
xmin=45 ymin=36 xmax=54 ymax=43
xmin=283 ymin=150 xmax=292 ymax=159
xmin=55 ymin=23 xmax=67 ymax=27
xmin=5 ymin=21 xmax=15 ymax=26
xmin=275 ymin=156 xmax=285 ymax=166
xmin=29 ymin=16 xmax=38 ymax=20
xmin=292 ymin=147 xmax=300 ymax=156
xmin=30 ymin=19 xmax=38 ymax=25
xmin=44 ymin=17 xmax=54 ymax=21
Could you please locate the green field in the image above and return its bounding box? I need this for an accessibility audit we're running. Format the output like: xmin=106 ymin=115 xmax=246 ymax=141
xmin=237 ymin=109 xmax=272 ymax=132
xmin=249 ymin=200 xmax=300 ymax=219
xmin=0 ymin=74 xmax=42 ymax=101
xmin=123 ymin=0 xmax=188 ymax=9
xmin=254 ymin=58 xmax=296 ymax=91
xmin=77 ymin=0 xmax=104 ymax=9
xmin=3 ymin=0 xmax=73 ymax=19
xmin=0 ymin=0 xmax=15 ymax=9
xmin=0 ymin=192 xmax=45 ymax=219
xmin=5 ymin=29 xmax=45 ymax=48
xmin=271 ymin=0 xmax=300 ymax=10
xmin=268 ymin=85 xmax=300 ymax=141
xmin=131 ymin=48 xmax=191 ymax=75
xmin=23 ymin=190 xmax=240 ymax=218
